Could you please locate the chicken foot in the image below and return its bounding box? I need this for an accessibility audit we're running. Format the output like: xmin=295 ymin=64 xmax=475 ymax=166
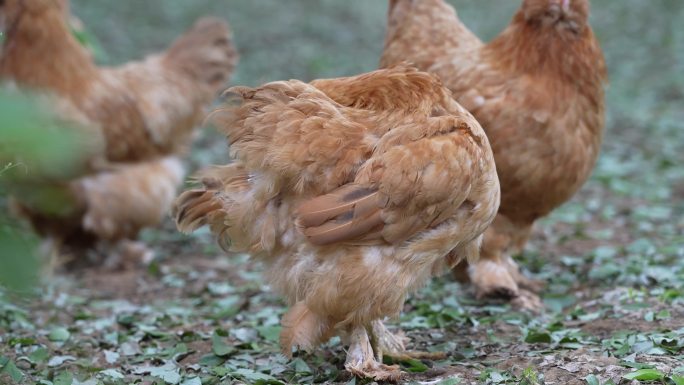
xmin=500 ymin=255 xmax=545 ymax=293
xmin=369 ymin=320 xmax=446 ymax=362
xmin=101 ymin=240 xmax=155 ymax=270
xmin=467 ymin=255 xmax=544 ymax=312
xmin=345 ymin=325 xmax=402 ymax=381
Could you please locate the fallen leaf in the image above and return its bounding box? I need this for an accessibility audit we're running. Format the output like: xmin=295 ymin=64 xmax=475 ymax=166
xmin=623 ymin=369 xmax=665 ymax=381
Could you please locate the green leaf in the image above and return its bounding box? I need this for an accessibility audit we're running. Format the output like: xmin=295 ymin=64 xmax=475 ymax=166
xmin=0 ymin=357 xmax=24 ymax=382
xmin=211 ymin=331 xmax=235 ymax=357
xmin=8 ymin=337 xmax=36 ymax=346
xmin=133 ymin=362 xmax=182 ymax=384
xmin=211 ymin=366 xmax=231 ymax=377
xmin=622 ymin=369 xmax=665 ymax=381
xmin=0 ymin=225 xmax=40 ymax=293
xmin=232 ymin=368 xmax=283 ymax=384
xmin=399 ymin=358 xmax=429 ymax=373
xmin=672 ymin=375 xmax=684 ymax=385
xmin=70 ymin=25 xmax=109 ymax=63
xmin=585 ymin=374 xmax=600 ymax=385
xmin=256 ymin=325 xmax=281 ymax=343
xmin=29 ymin=347 xmax=49 ymax=363
xmin=525 ymin=330 xmax=552 ymax=344
xmin=655 ymin=309 xmax=671 ymax=319
xmin=48 ymin=327 xmax=71 ymax=342
xmin=436 ymin=377 xmax=461 ymax=385
xmin=53 ymin=371 xmax=73 ymax=385
xmin=101 ymin=369 xmax=125 ymax=379
xmin=485 ymin=371 xmax=508 ymax=384
xmin=291 ymin=358 xmax=311 ymax=374
xmin=198 ymin=354 xmax=225 ymax=367
xmin=644 ymin=311 xmax=655 ymax=322
xmin=180 ymin=377 xmax=202 ymax=385
xmin=619 ymin=360 xmax=655 ymax=370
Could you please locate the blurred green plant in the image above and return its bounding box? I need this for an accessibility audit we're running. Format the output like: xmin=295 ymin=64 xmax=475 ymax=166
xmin=0 ymin=13 xmax=104 ymax=295
xmin=0 ymin=90 xmax=84 ymax=293
xmin=70 ymin=22 xmax=109 ymax=63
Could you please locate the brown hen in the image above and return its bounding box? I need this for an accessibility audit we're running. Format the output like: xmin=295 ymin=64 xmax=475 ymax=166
xmin=381 ymin=0 xmax=607 ymax=309
xmin=0 ymin=0 xmax=238 ymax=266
xmin=174 ymin=65 xmax=500 ymax=380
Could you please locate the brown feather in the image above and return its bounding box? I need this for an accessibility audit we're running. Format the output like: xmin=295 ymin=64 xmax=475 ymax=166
xmin=297 ymin=184 xmax=387 ymax=245
xmin=303 ymin=210 xmax=383 ymax=246
xmin=297 ymin=184 xmax=379 ymax=227
xmin=280 ymin=302 xmax=329 ymax=358
xmin=174 ymin=191 xmax=223 ymax=234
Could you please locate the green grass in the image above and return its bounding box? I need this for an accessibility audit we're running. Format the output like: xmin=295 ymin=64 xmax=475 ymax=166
xmin=1 ymin=1 xmax=683 ymax=384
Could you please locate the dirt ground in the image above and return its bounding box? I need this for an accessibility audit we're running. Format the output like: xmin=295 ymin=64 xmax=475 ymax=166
xmin=2 ymin=190 xmax=682 ymax=384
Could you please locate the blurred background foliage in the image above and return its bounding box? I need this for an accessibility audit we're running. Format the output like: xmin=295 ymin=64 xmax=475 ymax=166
xmin=0 ymin=92 xmax=84 ymax=292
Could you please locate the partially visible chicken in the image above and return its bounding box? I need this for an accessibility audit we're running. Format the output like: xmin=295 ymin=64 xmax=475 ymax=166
xmin=9 ymin=156 xmax=184 ymax=268
xmin=0 ymin=0 xmax=238 ymax=265
xmin=174 ymin=66 xmax=500 ymax=380
xmin=1 ymin=0 xmax=238 ymax=162
xmin=381 ymin=0 xmax=607 ymax=309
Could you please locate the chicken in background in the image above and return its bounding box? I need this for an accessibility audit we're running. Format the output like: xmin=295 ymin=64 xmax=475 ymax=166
xmin=0 ymin=0 xmax=238 ymax=267
xmin=174 ymin=65 xmax=500 ymax=380
xmin=381 ymin=0 xmax=607 ymax=309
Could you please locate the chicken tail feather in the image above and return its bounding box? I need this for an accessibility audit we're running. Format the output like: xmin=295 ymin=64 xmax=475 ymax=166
xmin=172 ymin=165 xmax=248 ymax=237
xmin=173 ymin=189 xmax=223 ymax=235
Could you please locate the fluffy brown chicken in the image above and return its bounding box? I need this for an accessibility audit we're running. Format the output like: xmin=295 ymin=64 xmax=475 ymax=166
xmin=0 ymin=0 xmax=238 ymax=265
xmin=174 ymin=65 xmax=500 ymax=380
xmin=381 ymin=0 xmax=607 ymax=309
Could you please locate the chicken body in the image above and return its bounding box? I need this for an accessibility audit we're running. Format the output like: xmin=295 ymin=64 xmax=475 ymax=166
xmin=381 ymin=0 xmax=607 ymax=308
xmin=10 ymin=157 xmax=185 ymax=267
xmin=174 ymin=66 xmax=500 ymax=380
xmin=0 ymin=0 xmax=238 ymax=265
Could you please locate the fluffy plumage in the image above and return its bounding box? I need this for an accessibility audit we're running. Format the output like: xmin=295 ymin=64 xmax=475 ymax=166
xmin=174 ymin=65 xmax=500 ymax=380
xmin=381 ymin=0 xmax=607 ymax=308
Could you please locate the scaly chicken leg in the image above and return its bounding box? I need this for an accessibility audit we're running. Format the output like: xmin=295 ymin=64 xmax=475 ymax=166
xmin=345 ymin=326 xmax=402 ymax=382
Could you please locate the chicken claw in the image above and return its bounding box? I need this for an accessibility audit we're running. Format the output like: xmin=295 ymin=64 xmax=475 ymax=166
xmin=344 ymin=327 xmax=401 ymax=381
xmin=500 ymin=255 xmax=545 ymax=294
xmin=102 ymin=240 xmax=155 ymax=270
xmin=370 ymin=320 xmax=447 ymax=362
xmin=345 ymin=326 xmax=402 ymax=382
xmin=468 ymin=256 xmax=545 ymax=312
xmin=511 ymin=289 xmax=544 ymax=312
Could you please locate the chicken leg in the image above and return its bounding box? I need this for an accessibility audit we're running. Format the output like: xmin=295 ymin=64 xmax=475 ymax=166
xmin=101 ymin=239 xmax=155 ymax=270
xmin=345 ymin=325 xmax=402 ymax=381
xmin=458 ymin=219 xmax=544 ymax=311
xmin=369 ymin=320 xmax=446 ymax=362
